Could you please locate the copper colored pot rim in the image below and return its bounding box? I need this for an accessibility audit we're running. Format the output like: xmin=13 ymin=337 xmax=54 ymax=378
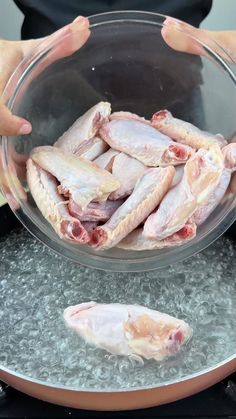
xmin=0 ymin=354 xmax=236 ymax=394
xmin=1 ymin=353 xmax=236 ymax=393
xmin=1 ymin=358 xmax=236 ymax=411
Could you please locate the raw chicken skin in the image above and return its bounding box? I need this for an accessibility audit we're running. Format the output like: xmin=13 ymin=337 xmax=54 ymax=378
xmin=31 ymin=146 xmax=120 ymax=209
xmin=91 ymin=166 xmax=175 ymax=249
xmin=99 ymin=119 xmax=194 ymax=166
xmin=151 ymin=110 xmax=227 ymax=149
xmin=94 ymin=148 xmax=119 ymax=171
xmin=109 ymin=153 xmax=147 ymax=200
xmin=190 ymin=168 xmax=231 ymax=225
xmin=109 ymin=111 xmax=149 ymax=124
xmin=144 ymin=147 xmax=224 ymax=240
xmin=68 ymin=198 xmax=124 ymax=222
xmin=64 ymin=302 xmax=192 ymax=361
xmin=191 ymin=143 xmax=236 ymax=225
xmin=171 ymin=165 xmax=184 ymax=188
xmin=76 ymin=136 xmax=109 ymax=160
xmin=118 ymin=223 xmax=196 ymax=250
xmin=184 ymin=147 xmax=224 ymax=201
xmin=54 ymin=101 xmax=111 ymax=153
xmin=27 ymin=159 xmax=90 ymax=243
xmin=223 ymin=143 xmax=236 ymax=172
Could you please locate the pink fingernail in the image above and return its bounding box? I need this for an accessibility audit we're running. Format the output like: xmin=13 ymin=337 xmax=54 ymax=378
xmin=71 ymin=16 xmax=88 ymax=30
xmin=164 ymin=17 xmax=181 ymax=27
xmin=19 ymin=123 xmax=32 ymax=135
xmin=73 ymin=16 xmax=84 ymax=23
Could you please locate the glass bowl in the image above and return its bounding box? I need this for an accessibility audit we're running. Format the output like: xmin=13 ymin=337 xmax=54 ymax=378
xmin=1 ymin=11 xmax=236 ymax=272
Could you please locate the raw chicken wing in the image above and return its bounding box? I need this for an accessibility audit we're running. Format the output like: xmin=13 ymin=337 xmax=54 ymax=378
xmin=118 ymin=223 xmax=196 ymax=250
xmin=91 ymin=166 xmax=175 ymax=249
xmin=190 ymin=144 xmax=236 ymax=225
xmin=77 ymin=136 xmax=108 ymax=160
xmin=144 ymin=146 xmax=224 ymax=240
xmin=151 ymin=110 xmax=227 ymax=149
xmin=31 ymin=146 xmax=120 ymax=209
xmin=99 ymin=119 xmax=194 ymax=166
xmin=94 ymin=148 xmax=119 ymax=171
xmin=64 ymin=302 xmax=192 ymax=361
xmin=68 ymin=198 xmax=124 ymax=222
xmin=27 ymin=159 xmax=90 ymax=243
xmin=191 ymin=169 xmax=231 ymax=225
xmin=109 ymin=153 xmax=147 ymax=200
xmin=54 ymin=101 xmax=111 ymax=153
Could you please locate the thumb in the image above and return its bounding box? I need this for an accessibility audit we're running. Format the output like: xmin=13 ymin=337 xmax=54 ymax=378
xmin=0 ymin=102 xmax=32 ymax=136
xmin=0 ymin=16 xmax=90 ymax=137
xmin=161 ymin=17 xmax=236 ymax=63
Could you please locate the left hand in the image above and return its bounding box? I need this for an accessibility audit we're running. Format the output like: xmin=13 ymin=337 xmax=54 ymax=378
xmin=161 ymin=17 xmax=236 ymax=63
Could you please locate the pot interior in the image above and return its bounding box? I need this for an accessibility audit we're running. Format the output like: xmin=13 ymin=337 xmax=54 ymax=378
xmin=0 ymin=228 xmax=236 ymax=392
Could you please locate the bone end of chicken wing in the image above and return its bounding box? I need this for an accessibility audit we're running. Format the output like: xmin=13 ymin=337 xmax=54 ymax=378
xmin=26 ymin=158 xmax=90 ymax=244
xmin=60 ymin=220 xmax=90 ymax=243
xmin=63 ymin=302 xmax=192 ymax=361
xmin=163 ymin=143 xmax=194 ymax=166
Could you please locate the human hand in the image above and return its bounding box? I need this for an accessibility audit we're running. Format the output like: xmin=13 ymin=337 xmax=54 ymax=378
xmin=0 ymin=16 xmax=90 ymax=137
xmin=161 ymin=17 xmax=236 ymax=198
xmin=161 ymin=17 xmax=236 ymax=64
xmin=0 ymin=16 xmax=90 ymax=209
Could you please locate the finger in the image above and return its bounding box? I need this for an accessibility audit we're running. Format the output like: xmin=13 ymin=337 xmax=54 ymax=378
xmin=209 ymin=31 xmax=236 ymax=63
xmin=2 ymin=16 xmax=91 ymax=115
xmin=21 ymin=16 xmax=90 ymax=71
xmin=0 ymin=17 xmax=90 ymax=137
xmin=0 ymin=102 xmax=32 ymax=136
xmin=41 ymin=15 xmax=90 ymax=59
xmin=161 ymin=17 xmax=236 ymax=63
xmin=0 ymin=42 xmax=23 ymax=97
xmin=0 ymin=145 xmax=26 ymax=211
xmin=161 ymin=17 xmax=204 ymax=56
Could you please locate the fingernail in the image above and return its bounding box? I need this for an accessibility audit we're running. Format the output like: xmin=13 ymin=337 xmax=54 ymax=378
xmin=164 ymin=17 xmax=181 ymax=27
xmin=71 ymin=16 xmax=88 ymax=31
xmin=73 ymin=16 xmax=84 ymax=23
xmin=19 ymin=123 xmax=32 ymax=135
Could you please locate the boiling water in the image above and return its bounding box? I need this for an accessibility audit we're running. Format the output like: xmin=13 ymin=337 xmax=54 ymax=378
xmin=0 ymin=229 xmax=236 ymax=391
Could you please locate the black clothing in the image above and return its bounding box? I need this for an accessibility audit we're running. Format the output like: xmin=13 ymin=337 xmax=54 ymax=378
xmin=14 ymin=0 xmax=212 ymax=39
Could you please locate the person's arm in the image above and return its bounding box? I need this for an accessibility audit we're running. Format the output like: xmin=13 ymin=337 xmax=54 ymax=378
xmin=0 ymin=16 xmax=90 ymax=137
